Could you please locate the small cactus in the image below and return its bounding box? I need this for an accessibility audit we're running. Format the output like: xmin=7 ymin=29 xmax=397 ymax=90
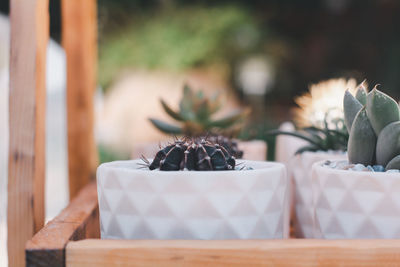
xmin=344 ymin=85 xmax=400 ymax=170
xmin=149 ymin=84 xmax=249 ymax=136
xmin=142 ymin=138 xmax=236 ymax=171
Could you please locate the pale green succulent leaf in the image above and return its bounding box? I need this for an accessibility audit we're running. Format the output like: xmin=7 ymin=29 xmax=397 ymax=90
xmin=148 ymin=118 xmax=183 ymax=134
xmin=347 ymin=108 xmax=377 ymax=165
xmin=386 ymin=155 xmax=400 ymax=170
xmin=160 ymin=99 xmax=184 ymax=121
xmin=376 ymin=121 xmax=400 ymax=167
xmin=355 ymin=82 xmax=368 ymax=105
xmin=343 ymin=90 xmax=363 ymax=133
xmin=366 ymin=88 xmax=400 ymax=136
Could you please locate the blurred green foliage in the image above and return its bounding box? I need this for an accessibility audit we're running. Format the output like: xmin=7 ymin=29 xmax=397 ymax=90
xmin=99 ymin=5 xmax=260 ymax=87
xmin=98 ymin=144 xmax=130 ymax=164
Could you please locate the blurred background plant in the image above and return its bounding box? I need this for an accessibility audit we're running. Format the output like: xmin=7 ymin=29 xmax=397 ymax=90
xmin=99 ymin=5 xmax=261 ymax=89
xmin=269 ymin=78 xmax=360 ymax=154
xmin=2 ymin=0 xmax=400 ymax=163
xmin=149 ymin=84 xmax=249 ymax=136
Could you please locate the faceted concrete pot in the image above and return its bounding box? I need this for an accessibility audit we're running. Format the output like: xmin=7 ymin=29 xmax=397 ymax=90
xmin=97 ymin=160 xmax=289 ymax=240
xmin=289 ymin=152 xmax=346 ymax=238
xmin=312 ymin=161 xmax=400 ymax=239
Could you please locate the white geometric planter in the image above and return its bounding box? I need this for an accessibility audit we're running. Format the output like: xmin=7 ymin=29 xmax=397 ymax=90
xmin=97 ymin=160 xmax=289 ymax=240
xmin=289 ymin=152 xmax=346 ymax=238
xmin=312 ymin=161 xmax=400 ymax=239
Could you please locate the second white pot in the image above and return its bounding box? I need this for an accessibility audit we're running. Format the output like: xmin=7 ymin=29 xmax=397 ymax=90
xmin=289 ymin=151 xmax=346 ymax=238
xmin=312 ymin=161 xmax=400 ymax=239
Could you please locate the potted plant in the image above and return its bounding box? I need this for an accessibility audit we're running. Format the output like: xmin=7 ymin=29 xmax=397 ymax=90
xmin=313 ymin=86 xmax=400 ymax=239
xmin=272 ymin=78 xmax=361 ymax=237
xmin=133 ymin=84 xmax=267 ymax=161
xmin=97 ymin=138 xmax=290 ymax=239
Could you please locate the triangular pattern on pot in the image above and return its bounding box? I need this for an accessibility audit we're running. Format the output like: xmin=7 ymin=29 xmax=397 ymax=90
xmin=126 ymin=192 xmax=157 ymax=214
xmin=206 ymin=177 xmax=242 ymax=193
xmin=145 ymin=197 xmax=175 ymax=217
xmin=102 ymin=189 xmax=124 ymax=212
xmin=163 ymin=177 xmax=197 ymax=194
xmin=115 ymin=194 xmax=138 ymax=214
xmin=115 ymin=214 xmax=141 ymax=238
xmin=229 ymin=197 xmax=259 ymax=217
xmin=335 ymin=211 xmax=365 ymax=238
xmin=337 ymin=191 xmax=363 ymax=213
xmin=206 ymin=193 xmax=242 ymax=217
xmin=145 ymin=217 xmax=177 ymax=239
xmin=355 ymin=219 xmax=380 ymax=239
xmin=353 ymin=190 xmax=384 ymax=214
xmin=228 ymin=216 xmax=259 ymax=239
xmin=185 ymin=218 xmax=222 ymax=239
xmin=324 ymin=215 xmax=345 ymax=237
xmin=126 ymin=176 xmax=155 ymax=192
xmin=130 ymin=220 xmax=156 ymax=239
xmin=184 ymin=197 xmax=222 ymax=219
xmin=370 ymin=216 xmax=400 ymax=238
xmin=371 ymin=195 xmax=400 ymax=216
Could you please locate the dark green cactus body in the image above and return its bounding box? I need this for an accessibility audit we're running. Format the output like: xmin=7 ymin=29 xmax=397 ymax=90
xmin=348 ymin=108 xmax=377 ymax=166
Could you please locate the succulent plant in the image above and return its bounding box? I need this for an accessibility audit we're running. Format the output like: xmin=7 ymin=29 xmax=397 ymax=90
xmin=269 ymin=78 xmax=364 ymax=154
xmin=269 ymin=110 xmax=349 ymax=154
xmin=344 ymin=85 xmax=400 ymax=170
xmin=141 ymin=138 xmax=236 ymax=171
xmin=149 ymin=84 xmax=249 ymax=136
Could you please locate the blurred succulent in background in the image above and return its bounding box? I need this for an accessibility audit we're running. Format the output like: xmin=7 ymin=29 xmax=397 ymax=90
xmin=344 ymin=86 xmax=400 ymax=170
xmin=269 ymin=110 xmax=349 ymax=154
xmin=149 ymin=84 xmax=249 ymax=137
xmin=293 ymin=78 xmax=360 ymax=129
xmin=269 ymin=78 xmax=364 ymax=154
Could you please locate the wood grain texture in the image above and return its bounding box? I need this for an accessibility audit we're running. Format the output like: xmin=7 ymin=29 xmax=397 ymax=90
xmin=8 ymin=0 xmax=49 ymax=266
xmin=26 ymin=182 xmax=99 ymax=267
xmin=61 ymin=0 xmax=98 ymax=200
xmin=66 ymin=239 xmax=400 ymax=267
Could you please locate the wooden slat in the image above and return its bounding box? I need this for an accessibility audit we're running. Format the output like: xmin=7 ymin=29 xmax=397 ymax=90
xmin=61 ymin=0 xmax=98 ymax=199
xmin=66 ymin=239 xmax=400 ymax=267
xmin=26 ymin=182 xmax=99 ymax=267
xmin=8 ymin=0 xmax=49 ymax=266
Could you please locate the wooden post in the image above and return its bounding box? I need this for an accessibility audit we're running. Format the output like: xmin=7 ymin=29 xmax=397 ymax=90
xmin=62 ymin=0 xmax=98 ymax=199
xmin=7 ymin=0 xmax=49 ymax=266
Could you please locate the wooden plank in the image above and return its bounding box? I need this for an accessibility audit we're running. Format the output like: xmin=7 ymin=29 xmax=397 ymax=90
xmin=8 ymin=0 xmax=49 ymax=266
xmin=67 ymin=239 xmax=400 ymax=267
xmin=26 ymin=182 xmax=99 ymax=267
xmin=61 ymin=0 xmax=98 ymax=199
